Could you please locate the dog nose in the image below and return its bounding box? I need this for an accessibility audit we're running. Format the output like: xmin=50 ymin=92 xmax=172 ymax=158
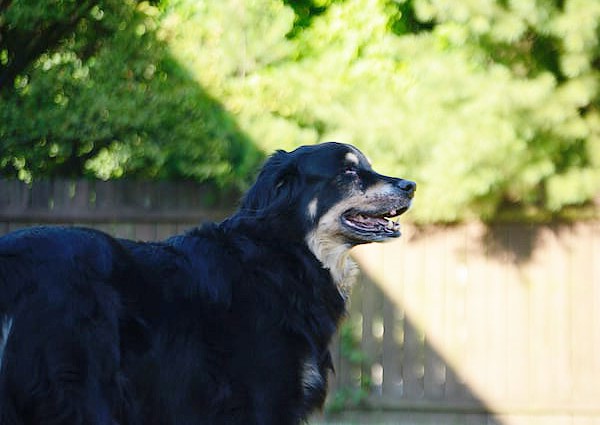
xmin=398 ymin=179 xmax=416 ymax=198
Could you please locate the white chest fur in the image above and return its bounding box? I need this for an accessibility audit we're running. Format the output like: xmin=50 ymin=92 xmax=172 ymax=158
xmin=306 ymin=230 xmax=358 ymax=300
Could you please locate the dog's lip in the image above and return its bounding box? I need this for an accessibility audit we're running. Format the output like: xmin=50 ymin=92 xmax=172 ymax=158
xmin=341 ymin=205 xmax=409 ymax=238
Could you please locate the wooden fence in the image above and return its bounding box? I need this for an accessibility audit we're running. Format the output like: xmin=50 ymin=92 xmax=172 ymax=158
xmin=339 ymin=223 xmax=600 ymax=424
xmin=0 ymin=179 xmax=236 ymax=237
xmin=1 ymin=179 xmax=599 ymax=425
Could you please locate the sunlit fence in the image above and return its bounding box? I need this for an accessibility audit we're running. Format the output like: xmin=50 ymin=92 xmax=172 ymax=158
xmin=335 ymin=223 xmax=600 ymax=424
xmin=1 ymin=179 xmax=599 ymax=425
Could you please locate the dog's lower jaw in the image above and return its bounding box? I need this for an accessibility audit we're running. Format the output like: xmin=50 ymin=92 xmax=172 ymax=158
xmin=305 ymin=230 xmax=359 ymax=301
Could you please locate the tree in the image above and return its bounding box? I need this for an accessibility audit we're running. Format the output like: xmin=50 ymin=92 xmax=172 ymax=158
xmin=0 ymin=0 xmax=262 ymax=186
xmin=172 ymin=0 xmax=599 ymax=222
xmin=400 ymin=0 xmax=600 ymax=219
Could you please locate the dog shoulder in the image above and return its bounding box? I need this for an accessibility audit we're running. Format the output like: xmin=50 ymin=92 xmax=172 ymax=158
xmin=157 ymin=224 xmax=243 ymax=306
xmin=0 ymin=226 xmax=124 ymax=293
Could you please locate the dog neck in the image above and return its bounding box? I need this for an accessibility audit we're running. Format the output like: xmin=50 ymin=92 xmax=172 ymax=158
xmin=305 ymin=231 xmax=358 ymax=301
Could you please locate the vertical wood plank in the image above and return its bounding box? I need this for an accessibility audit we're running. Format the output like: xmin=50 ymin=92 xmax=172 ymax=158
xmin=0 ymin=181 xmax=10 ymax=208
xmin=444 ymin=227 xmax=468 ymax=402
xmin=339 ymin=276 xmax=363 ymax=393
xmin=30 ymin=180 xmax=52 ymax=210
xmin=530 ymin=225 xmax=571 ymax=405
xmin=593 ymin=223 xmax=600 ymax=405
xmin=382 ymin=294 xmax=403 ymax=399
xmin=423 ymin=228 xmax=446 ymax=400
xmin=569 ymin=222 xmax=595 ymax=406
xmin=327 ymin=334 xmax=341 ymax=397
xmin=73 ymin=180 xmax=92 ymax=213
xmin=8 ymin=180 xmax=28 ymax=212
xmin=505 ymin=224 xmax=531 ymax=406
xmin=361 ymin=275 xmax=384 ymax=397
xmin=486 ymin=224 xmax=509 ymax=403
xmin=402 ymin=316 xmax=424 ymax=400
xmin=400 ymin=230 xmax=426 ymax=401
xmin=0 ymin=221 xmax=9 ymax=236
xmin=93 ymin=180 xmax=115 ymax=214
xmin=553 ymin=225 xmax=572 ymax=405
xmin=134 ymin=223 xmax=157 ymax=241
xmin=52 ymin=179 xmax=71 ymax=214
xmin=113 ymin=223 xmax=135 ymax=240
xmin=464 ymin=223 xmax=487 ymax=404
xmin=155 ymin=223 xmax=178 ymax=241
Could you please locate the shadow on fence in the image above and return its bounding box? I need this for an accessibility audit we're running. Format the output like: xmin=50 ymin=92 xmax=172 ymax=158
xmin=323 ymin=273 xmax=500 ymax=425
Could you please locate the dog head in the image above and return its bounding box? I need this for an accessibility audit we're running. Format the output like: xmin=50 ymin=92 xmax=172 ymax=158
xmin=240 ymin=142 xmax=415 ymax=243
xmin=238 ymin=142 xmax=415 ymax=296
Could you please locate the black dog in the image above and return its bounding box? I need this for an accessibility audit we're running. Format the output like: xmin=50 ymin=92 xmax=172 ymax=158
xmin=0 ymin=142 xmax=415 ymax=425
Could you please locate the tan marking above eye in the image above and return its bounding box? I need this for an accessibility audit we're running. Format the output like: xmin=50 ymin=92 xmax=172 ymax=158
xmin=345 ymin=152 xmax=359 ymax=165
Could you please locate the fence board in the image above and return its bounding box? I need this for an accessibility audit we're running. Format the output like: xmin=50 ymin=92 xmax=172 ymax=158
xmin=402 ymin=315 xmax=424 ymax=399
xmin=73 ymin=180 xmax=91 ymax=211
xmin=464 ymin=224 xmax=487 ymax=404
xmin=361 ymin=275 xmax=383 ymax=396
xmin=505 ymin=226 xmax=530 ymax=406
xmin=570 ymin=223 xmax=595 ymax=404
xmin=443 ymin=229 xmax=468 ymax=403
xmin=155 ymin=223 xmax=178 ymax=241
xmin=487 ymin=225 xmax=508 ymax=403
xmin=423 ymin=233 xmax=445 ymax=401
xmin=594 ymin=223 xmax=600 ymax=404
xmin=382 ymin=294 xmax=402 ymax=398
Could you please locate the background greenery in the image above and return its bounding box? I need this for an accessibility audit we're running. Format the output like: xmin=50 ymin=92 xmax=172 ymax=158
xmin=1 ymin=0 xmax=599 ymax=223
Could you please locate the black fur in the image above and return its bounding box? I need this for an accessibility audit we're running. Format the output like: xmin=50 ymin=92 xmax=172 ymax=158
xmin=0 ymin=142 xmax=415 ymax=425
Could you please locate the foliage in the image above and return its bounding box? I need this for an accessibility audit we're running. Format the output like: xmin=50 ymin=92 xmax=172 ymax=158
xmin=1 ymin=0 xmax=599 ymax=222
xmin=0 ymin=0 xmax=262 ymax=186
xmin=160 ymin=0 xmax=600 ymax=222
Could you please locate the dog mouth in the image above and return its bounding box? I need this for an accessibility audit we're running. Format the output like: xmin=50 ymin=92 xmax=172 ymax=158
xmin=341 ymin=205 xmax=409 ymax=241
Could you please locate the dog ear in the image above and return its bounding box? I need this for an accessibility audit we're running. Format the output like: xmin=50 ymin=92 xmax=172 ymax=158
xmin=239 ymin=150 xmax=298 ymax=216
